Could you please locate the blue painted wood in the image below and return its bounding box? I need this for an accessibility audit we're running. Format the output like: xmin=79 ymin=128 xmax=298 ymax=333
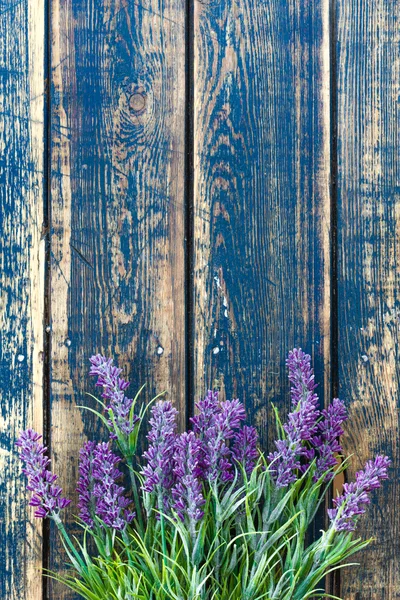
xmin=0 ymin=1 xmax=45 ymax=598
xmin=193 ymin=0 xmax=331 ymax=459
xmin=48 ymin=0 xmax=187 ymax=597
xmin=336 ymin=0 xmax=400 ymax=596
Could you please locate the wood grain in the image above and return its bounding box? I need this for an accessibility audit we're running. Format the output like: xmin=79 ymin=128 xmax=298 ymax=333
xmin=0 ymin=0 xmax=46 ymax=598
xmin=192 ymin=0 xmax=331 ymax=453
xmin=49 ymin=0 xmax=186 ymax=596
xmin=336 ymin=0 xmax=400 ymax=597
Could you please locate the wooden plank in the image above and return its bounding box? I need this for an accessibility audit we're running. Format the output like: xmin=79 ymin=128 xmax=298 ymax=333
xmin=192 ymin=0 xmax=331 ymax=452
xmin=0 ymin=0 xmax=46 ymax=598
xmin=49 ymin=0 xmax=187 ymax=596
xmin=336 ymin=1 xmax=400 ymax=597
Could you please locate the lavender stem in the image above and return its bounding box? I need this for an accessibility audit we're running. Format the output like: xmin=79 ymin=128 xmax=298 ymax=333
xmin=128 ymin=458 xmax=144 ymax=535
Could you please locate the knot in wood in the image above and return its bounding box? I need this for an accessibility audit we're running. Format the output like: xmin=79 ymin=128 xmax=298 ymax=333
xmin=129 ymin=92 xmax=146 ymax=114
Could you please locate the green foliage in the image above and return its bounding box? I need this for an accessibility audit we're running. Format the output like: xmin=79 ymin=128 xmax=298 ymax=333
xmin=50 ymin=451 xmax=371 ymax=600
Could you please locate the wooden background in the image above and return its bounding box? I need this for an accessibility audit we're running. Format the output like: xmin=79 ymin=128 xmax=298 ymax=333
xmin=0 ymin=0 xmax=399 ymax=598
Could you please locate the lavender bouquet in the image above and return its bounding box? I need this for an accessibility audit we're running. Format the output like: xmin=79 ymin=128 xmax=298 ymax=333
xmin=16 ymin=349 xmax=390 ymax=599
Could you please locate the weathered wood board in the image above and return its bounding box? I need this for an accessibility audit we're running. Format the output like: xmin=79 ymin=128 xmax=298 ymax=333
xmin=1 ymin=0 xmax=400 ymax=597
xmin=0 ymin=0 xmax=46 ymax=598
xmin=49 ymin=0 xmax=186 ymax=596
xmin=336 ymin=0 xmax=400 ymax=597
xmin=192 ymin=0 xmax=331 ymax=454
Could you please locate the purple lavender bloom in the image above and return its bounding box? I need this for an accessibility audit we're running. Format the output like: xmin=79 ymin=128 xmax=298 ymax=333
xmin=268 ymin=439 xmax=302 ymax=487
xmin=16 ymin=429 xmax=71 ymax=519
xmin=268 ymin=349 xmax=321 ymax=487
xmin=311 ymin=398 xmax=348 ymax=482
xmin=231 ymin=426 xmax=259 ymax=477
xmin=141 ymin=400 xmax=178 ymax=513
xmin=328 ymin=455 xmax=391 ymax=531
xmin=76 ymin=441 xmax=97 ymax=528
xmin=202 ymin=398 xmax=246 ymax=483
xmin=284 ymin=348 xmax=320 ymax=442
xmin=190 ymin=390 xmax=220 ymax=436
xmin=89 ymin=354 xmax=140 ymax=439
xmin=91 ymin=442 xmax=134 ymax=530
xmin=172 ymin=432 xmax=205 ymax=528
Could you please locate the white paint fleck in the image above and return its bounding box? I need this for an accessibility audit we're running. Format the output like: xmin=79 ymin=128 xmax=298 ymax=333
xmin=65 ymin=338 xmax=72 ymax=347
xmin=361 ymin=354 xmax=369 ymax=363
xmin=157 ymin=346 xmax=164 ymax=355
xmin=212 ymin=347 xmax=220 ymax=355
xmin=224 ymin=309 xmax=228 ymax=318
xmin=214 ymin=276 xmax=221 ymax=289
xmin=45 ymin=325 xmax=51 ymax=333
xmin=223 ymin=296 xmax=228 ymax=308
xmin=17 ymin=354 xmax=25 ymax=362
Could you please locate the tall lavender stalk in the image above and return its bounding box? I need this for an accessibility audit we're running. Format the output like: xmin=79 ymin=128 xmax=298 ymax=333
xmin=192 ymin=392 xmax=246 ymax=484
xmin=77 ymin=441 xmax=134 ymax=531
xmin=328 ymin=455 xmax=390 ymax=531
xmin=89 ymin=354 xmax=140 ymax=441
xmin=231 ymin=425 xmax=259 ymax=478
xmin=16 ymin=430 xmax=71 ymax=519
xmin=268 ymin=349 xmax=321 ymax=487
xmin=76 ymin=441 xmax=97 ymax=528
xmin=311 ymin=398 xmax=348 ymax=482
xmin=141 ymin=400 xmax=178 ymax=561
xmin=141 ymin=400 xmax=178 ymax=514
xmin=172 ymin=432 xmax=205 ymax=538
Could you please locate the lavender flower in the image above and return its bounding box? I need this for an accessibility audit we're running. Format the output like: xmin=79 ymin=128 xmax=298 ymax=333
xmin=172 ymin=432 xmax=205 ymax=529
xmin=268 ymin=439 xmax=303 ymax=488
xmin=141 ymin=400 xmax=178 ymax=513
xmin=284 ymin=348 xmax=320 ymax=441
xmin=231 ymin=426 xmax=259 ymax=477
xmin=268 ymin=349 xmax=321 ymax=487
xmin=89 ymin=354 xmax=140 ymax=439
xmin=85 ymin=442 xmax=135 ymax=531
xmin=76 ymin=441 xmax=97 ymax=528
xmin=16 ymin=429 xmax=71 ymax=519
xmin=311 ymin=398 xmax=348 ymax=482
xmin=328 ymin=455 xmax=390 ymax=531
xmin=190 ymin=390 xmax=220 ymax=436
xmin=202 ymin=398 xmax=246 ymax=483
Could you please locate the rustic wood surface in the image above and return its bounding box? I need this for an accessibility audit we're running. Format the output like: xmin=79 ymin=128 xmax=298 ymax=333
xmin=336 ymin=0 xmax=400 ymax=597
xmin=0 ymin=0 xmax=45 ymax=598
xmin=1 ymin=0 xmax=400 ymax=598
xmin=192 ymin=0 xmax=331 ymax=455
xmin=48 ymin=0 xmax=186 ymax=597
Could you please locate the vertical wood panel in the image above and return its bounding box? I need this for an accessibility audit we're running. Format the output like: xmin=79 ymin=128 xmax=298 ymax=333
xmin=49 ymin=0 xmax=186 ymax=596
xmin=0 ymin=0 xmax=46 ymax=598
xmin=337 ymin=1 xmax=400 ymax=597
xmin=192 ymin=0 xmax=331 ymax=452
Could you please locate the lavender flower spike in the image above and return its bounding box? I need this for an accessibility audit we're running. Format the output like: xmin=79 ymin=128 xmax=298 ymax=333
xmin=141 ymin=400 xmax=178 ymax=514
xmin=190 ymin=390 xmax=220 ymax=436
xmin=203 ymin=398 xmax=246 ymax=483
xmin=232 ymin=425 xmax=259 ymax=477
xmin=89 ymin=354 xmax=140 ymax=439
xmin=311 ymin=398 xmax=348 ymax=482
xmin=76 ymin=441 xmax=97 ymax=528
xmin=172 ymin=432 xmax=205 ymax=532
xmin=268 ymin=349 xmax=321 ymax=487
xmin=328 ymin=455 xmax=391 ymax=531
xmin=16 ymin=429 xmax=71 ymax=519
xmin=285 ymin=348 xmax=320 ymax=441
xmin=92 ymin=442 xmax=135 ymax=531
